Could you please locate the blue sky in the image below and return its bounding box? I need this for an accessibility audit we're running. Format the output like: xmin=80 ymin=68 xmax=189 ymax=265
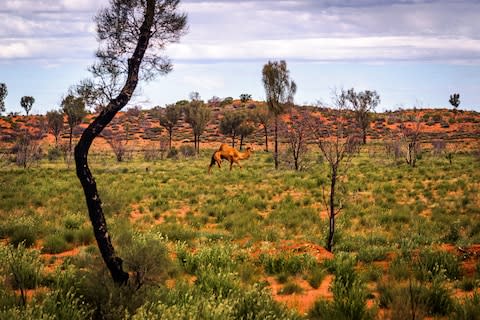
xmin=1 ymin=0 xmax=479 ymax=114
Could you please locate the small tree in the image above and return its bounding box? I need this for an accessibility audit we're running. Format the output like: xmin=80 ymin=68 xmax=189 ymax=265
xmin=343 ymin=88 xmax=380 ymax=144
xmin=400 ymin=116 xmax=422 ymax=167
xmin=449 ymin=93 xmax=460 ymax=115
xmin=240 ymin=93 xmax=252 ymax=103
xmin=237 ymin=121 xmax=255 ymax=150
xmin=311 ymin=94 xmax=360 ymax=252
xmin=46 ymin=110 xmax=64 ymax=146
xmin=252 ymin=104 xmax=271 ymax=151
xmin=13 ymin=130 xmax=42 ymax=169
xmin=62 ymin=95 xmax=86 ymax=155
xmin=184 ymin=100 xmax=211 ymax=154
xmin=20 ymin=96 xmax=35 ymax=116
xmin=282 ymin=108 xmax=309 ymax=171
xmin=262 ymin=60 xmax=296 ymax=169
xmin=219 ymin=110 xmax=245 ymax=147
xmin=0 ymin=83 xmax=7 ymax=114
xmin=157 ymin=104 xmax=182 ymax=149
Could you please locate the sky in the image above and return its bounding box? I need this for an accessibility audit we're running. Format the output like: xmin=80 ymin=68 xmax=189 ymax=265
xmin=1 ymin=0 xmax=480 ymax=115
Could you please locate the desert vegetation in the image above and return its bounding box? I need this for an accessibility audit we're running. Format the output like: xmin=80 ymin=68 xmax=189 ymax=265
xmin=0 ymin=0 xmax=479 ymax=319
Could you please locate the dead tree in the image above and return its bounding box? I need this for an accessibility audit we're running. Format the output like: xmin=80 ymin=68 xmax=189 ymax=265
xmin=311 ymin=95 xmax=360 ymax=252
xmin=282 ymin=108 xmax=309 ymax=171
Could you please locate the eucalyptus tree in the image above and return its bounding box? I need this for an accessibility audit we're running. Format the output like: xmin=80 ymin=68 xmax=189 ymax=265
xmin=20 ymin=96 xmax=35 ymax=116
xmin=74 ymin=0 xmax=187 ymax=284
xmin=62 ymin=95 xmax=86 ymax=155
xmin=219 ymin=110 xmax=245 ymax=147
xmin=262 ymin=60 xmax=296 ymax=169
xmin=158 ymin=103 xmax=182 ymax=149
xmin=237 ymin=120 xmax=255 ymax=150
xmin=184 ymin=99 xmax=211 ymax=154
xmin=343 ymin=88 xmax=380 ymax=144
xmin=46 ymin=110 xmax=64 ymax=146
xmin=0 ymin=83 xmax=7 ymax=114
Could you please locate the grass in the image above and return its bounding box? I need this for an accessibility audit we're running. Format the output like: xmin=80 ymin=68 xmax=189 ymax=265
xmin=0 ymin=146 xmax=479 ymax=319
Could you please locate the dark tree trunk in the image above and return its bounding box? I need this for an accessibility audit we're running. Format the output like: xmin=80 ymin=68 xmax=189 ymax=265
xmin=264 ymin=125 xmax=269 ymax=152
xmin=74 ymin=1 xmax=155 ymax=285
xmin=231 ymin=134 xmax=236 ymax=148
xmin=240 ymin=135 xmax=244 ymax=150
xmin=168 ymin=128 xmax=173 ymax=149
xmin=69 ymin=127 xmax=73 ymax=154
xmin=362 ymin=128 xmax=367 ymax=144
xmin=327 ymin=167 xmax=337 ymax=252
xmin=274 ymin=116 xmax=278 ymax=169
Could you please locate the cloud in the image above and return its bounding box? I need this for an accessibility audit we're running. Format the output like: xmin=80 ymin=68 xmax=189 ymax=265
xmin=1 ymin=0 xmax=478 ymax=66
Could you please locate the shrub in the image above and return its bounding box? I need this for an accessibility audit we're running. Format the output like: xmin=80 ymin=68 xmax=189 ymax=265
xmin=258 ymin=252 xmax=318 ymax=276
xmin=119 ymin=232 xmax=175 ymax=286
xmin=0 ymin=243 xmax=43 ymax=305
xmin=415 ymin=249 xmax=460 ymax=281
xmin=452 ymin=292 xmax=480 ymax=320
xmin=421 ymin=272 xmax=454 ymax=316
xmin=177 ymin=243 xmax=237 ymax=275
xmin=279 ymin=281 xmax=304 ymax=295
xmin=42 ymin=233 xmax=70 ymax=254
xmin=309 ymin=253 xmax=373 ymax=320
xmin=166 ymin=146 xmax=178 ymax=159
xmin=179 ymin=145 xmax=195 ymax=157
xmin=307 ymin=268 xmax=326 ymax=289
xmin=47 ymin=147 xmax=63 ymax=161
xmin=1 ymin=216 xmax=39 ymax=248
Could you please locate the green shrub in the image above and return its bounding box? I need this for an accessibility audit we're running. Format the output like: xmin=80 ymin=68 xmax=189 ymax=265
xmin=415 ymin=249 xmax=460 ymax=280
xmin=42 ymin=233 xmax=70 ymax=254
xmin=0 ymin=243 xmax=43 ymax=291
xmin=179 ymin=145 xmax=195 ymax=157
xmin=177 ymin=243 xmax=237 ymax=275
xmin=258 ymin=252 xmax=318 ymax=276
xmin=119 ymin=232 xmax=175 ymax=285
xmin=452 ymin=292 xmax=480 ymax=320
xmin=154 ymin=223 xmax=196 ymax=242
xmin=279 ymin=281 xmax=304 ymax=295
xmin=307 ymin=268 xmax=326 ymax=289
xmin=309 ymin=253 xmax=373 ymax=320
xmin=421 ymin=272 xmax=454 ymax=316
xmin=47 ymin=147 xmax=62 ymax=161
xmin=357 ymin=245 xmax=388 ymax=263
xmin=1 ymin=216 xmax=39 ymax=248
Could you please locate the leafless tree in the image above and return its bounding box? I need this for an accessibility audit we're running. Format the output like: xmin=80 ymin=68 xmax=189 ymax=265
xmin=74 ymin=0 xmax=187 ymax=284
xmin=310 ymin=94 xmax=361 ymax=252
xmin=399 ymin=116 xmax=422 ymax=167
xmin=13 ymin=130 xmax=42 ymax=169
xmin=282 ymin=108 xmax=310 ymax=171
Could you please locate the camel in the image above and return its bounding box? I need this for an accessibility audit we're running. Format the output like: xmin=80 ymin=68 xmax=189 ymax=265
xmin=208 ymin=143 xmax=252 ymax=173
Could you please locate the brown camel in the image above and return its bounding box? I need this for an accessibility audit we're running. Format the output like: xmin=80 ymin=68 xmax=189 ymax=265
xmin=208 ymin=144 xmax=252 ymax=173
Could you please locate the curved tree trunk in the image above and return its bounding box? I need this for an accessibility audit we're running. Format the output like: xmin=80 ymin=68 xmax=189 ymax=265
xmin=74 ymin=1 xmax=155 ymax=285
